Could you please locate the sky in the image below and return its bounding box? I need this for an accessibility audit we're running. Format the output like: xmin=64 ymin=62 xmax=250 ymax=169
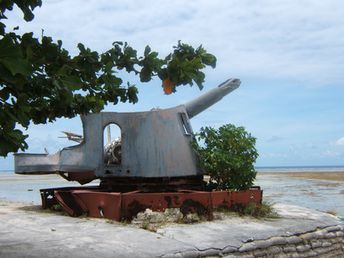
xmin=1 ymin=0 xmax=344 ymax=170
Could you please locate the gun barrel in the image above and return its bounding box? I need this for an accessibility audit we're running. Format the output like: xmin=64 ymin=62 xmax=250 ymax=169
xmin=184 ymin=78 xmax=241 ymax=118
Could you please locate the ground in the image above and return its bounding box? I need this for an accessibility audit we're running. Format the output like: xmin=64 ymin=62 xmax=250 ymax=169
xmin=0 ymin=200 xmax=342 ymax=258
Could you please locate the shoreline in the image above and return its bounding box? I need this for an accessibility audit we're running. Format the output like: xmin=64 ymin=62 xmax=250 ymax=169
xmin=258 ymin=171 xmax=344 ymax=181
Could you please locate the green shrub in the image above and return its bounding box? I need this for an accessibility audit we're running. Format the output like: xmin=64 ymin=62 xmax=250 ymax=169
xmin=232 ymin=201 xmax=279 ymax=218
xmin=255 ymin=201 xmax=279 ymax=218
xmin=193 ymin=124 xmax=258 ymax=191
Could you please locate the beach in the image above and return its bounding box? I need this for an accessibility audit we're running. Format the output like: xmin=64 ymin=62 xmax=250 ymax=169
xmin=0 ymin=171 xmax=344 ymax=257
xmin=259 ymin=171 xmax=344 ymax=181
xmin=0 ymin=170 xmax=343 ymax=216
xmin=256 ymin=171 xmax=344 ymax=216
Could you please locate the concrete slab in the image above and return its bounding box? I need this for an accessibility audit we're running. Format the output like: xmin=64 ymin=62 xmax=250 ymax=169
xmin=0 ymin=201 xmax=342 ymax=258
xmin=0 ymin=201 xmax=195 ymax=258
xmin=157 ymin=204 xmax=342 ymax=251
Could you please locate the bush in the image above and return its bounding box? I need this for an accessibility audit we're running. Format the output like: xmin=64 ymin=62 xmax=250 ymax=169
xmin=193 ymin=124 xmax=258 ymax=191
xmin=232 ymin=201 xmax=279 ymax=218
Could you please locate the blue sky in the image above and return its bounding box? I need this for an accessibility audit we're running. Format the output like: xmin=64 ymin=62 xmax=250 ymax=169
xmin=1 ymin=0 xmax=344 ymax=170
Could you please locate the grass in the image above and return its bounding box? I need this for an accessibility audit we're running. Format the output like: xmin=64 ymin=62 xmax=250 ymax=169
xmin=232 ymin=201 xmax=279 ymax=219
xmin=214 ymin=201 xmax=279 ymax=219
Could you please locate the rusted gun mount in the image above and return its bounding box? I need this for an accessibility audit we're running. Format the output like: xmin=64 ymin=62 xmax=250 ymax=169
xmin=15 ymin=78 xmax=263 ymax=220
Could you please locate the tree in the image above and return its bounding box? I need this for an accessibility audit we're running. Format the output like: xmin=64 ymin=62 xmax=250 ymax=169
xmin=0 ymin=1 xmax=217 ymax=157
xmin=193 ymin=124 xmax=258 ymax=191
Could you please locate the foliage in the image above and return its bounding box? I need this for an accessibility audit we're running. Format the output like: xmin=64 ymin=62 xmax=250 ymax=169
xmin=239 ymin=201 xmax=279 ymax=218
xmin=193 ymin=124 xmax=258 ymax=191
xmin=0 ymin=1 xmax=217 ymax=156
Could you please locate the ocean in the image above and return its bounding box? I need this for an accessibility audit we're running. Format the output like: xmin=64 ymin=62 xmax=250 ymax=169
xmin=254 ymin=167 xmax=344 ymax=217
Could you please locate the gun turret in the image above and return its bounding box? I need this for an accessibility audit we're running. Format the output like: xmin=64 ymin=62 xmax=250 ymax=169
xmin=15 ymin=78 xmax=240 ymax=185
xmin=185 ymin=78 xmax=240 ymax=118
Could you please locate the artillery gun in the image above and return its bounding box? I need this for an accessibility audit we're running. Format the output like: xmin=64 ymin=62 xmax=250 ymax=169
xmin=14 ymin=78 xmax=262 ymax=220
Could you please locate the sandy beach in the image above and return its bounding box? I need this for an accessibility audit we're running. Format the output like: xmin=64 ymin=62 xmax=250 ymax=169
xmin=258 ymin=171 xmax=344 ymax=181
xmin=255 ymin=171 xmax=344 ymax=216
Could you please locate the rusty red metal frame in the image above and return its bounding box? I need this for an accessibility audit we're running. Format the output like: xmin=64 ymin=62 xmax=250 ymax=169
xmin=40 ymin=186 xmax=263 ymax=221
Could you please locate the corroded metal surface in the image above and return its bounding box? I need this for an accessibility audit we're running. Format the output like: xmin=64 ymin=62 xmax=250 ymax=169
xmin=41 ymin=186 xmax=263 ymax=221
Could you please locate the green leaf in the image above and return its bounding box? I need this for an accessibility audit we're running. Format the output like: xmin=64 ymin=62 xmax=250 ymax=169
xmin=144 ymin=45 xmax=151 ymax=57
xmin=127 ymin=86 xmax=138 ymax=103
xmin=0 ymin=35 xmax=32 ymax=76
xmin=57 ymin=40 xmax=62 ymax=48
xmin=201 ymin=53 xmax=217 ymax=68
xmin=0 ymin=57 xmax=31 ymax=76
xmin=0 ymin=22 xmax=5 ymax=35
xmin=139 ymin=67 xmax=152 ymax=82
xmin=14 ymin=1 xmax=42 ymax=22
xmin=77 ymin=43 xmax=86 ymax=53
xmin=60 ymin=75 xmax=83 ymax=91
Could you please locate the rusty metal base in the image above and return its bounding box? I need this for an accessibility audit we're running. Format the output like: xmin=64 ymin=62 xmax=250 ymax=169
xmin=40 ymin=186 xmax=263 ymax=221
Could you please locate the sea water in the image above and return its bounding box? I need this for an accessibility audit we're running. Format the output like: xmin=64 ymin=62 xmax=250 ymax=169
xmin=0 ymin=171 xmax=98 ymax=204
xmin=254 ymin=167 xmax=344 ymax=216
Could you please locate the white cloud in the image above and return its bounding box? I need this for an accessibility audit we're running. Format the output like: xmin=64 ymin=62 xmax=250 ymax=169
xmin=4 ymin=0 xmax=344 ymax=86
xmin=323 ymin=150 xmax=340 ymax=157
xmin=266 ymin=136 xmax=285 ymax=143
xmin=259 ymin=152 xmax=288 ymax=159
xmin=335 ymin=137 xmax=344 ymax=146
